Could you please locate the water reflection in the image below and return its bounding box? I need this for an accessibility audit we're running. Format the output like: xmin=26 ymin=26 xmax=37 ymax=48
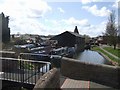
xmin=74 ymin=50 xmax=111 ymax=65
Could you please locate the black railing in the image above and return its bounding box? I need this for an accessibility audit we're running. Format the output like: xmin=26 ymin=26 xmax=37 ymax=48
xmin=20 ymin=53 xmax=50 ymax=62
xmin=0 ymin=57 xmax=51 ymax=85
xmin=0 ymin=51 xmax=16 ymax=58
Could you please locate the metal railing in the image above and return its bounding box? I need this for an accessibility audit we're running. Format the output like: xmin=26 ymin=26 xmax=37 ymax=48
xmin=20 ymin=53 xmax=50 ymax=62
xmin=0 ymin=57 xmax=51 ymax=85
xmin=0 ymin=51 xmax=16 ymax=58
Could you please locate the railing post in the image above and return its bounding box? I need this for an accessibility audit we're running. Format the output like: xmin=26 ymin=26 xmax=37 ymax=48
xmin=19 ymin=55 xmax=23 ymax=83
xmin=23 ymin=60 xmax=24 ymax=83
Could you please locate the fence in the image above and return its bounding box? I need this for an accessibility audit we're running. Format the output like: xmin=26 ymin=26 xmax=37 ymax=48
xmin=0 ymin=57 xmax=51 ymax=85
xmin=20 ymin=53 xmax=50 ymax=62
xmin=0 ymin=51 xmax=16 ymax=58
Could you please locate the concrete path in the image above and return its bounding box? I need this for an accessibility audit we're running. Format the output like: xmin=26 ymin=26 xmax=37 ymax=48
xmin=60 ymin=78 xmax=114 ymax=89
xmin=61 ymin=78 xmax=89 ymax=89
xmin=99 ymin=46 xmax=120 ymax=60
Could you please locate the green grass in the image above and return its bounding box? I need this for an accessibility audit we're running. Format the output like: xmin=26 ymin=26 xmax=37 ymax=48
xmin=103 ymin=47 xmax=120 ymax=58
xmin=92 ymin=46 xmax=120 ymax=66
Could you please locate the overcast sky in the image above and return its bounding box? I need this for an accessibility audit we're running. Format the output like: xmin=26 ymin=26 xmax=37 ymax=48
xmin=0 ymin=0 xmax=119 ymax=37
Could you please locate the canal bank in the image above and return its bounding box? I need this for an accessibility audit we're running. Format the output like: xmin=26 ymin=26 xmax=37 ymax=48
xmin=73 ymin=50 xmax=112 ymax=65
xmin=95 ymin=50 xmax=118 ymax=66
xmin=91 ymin=46 xmax=120 ymax=66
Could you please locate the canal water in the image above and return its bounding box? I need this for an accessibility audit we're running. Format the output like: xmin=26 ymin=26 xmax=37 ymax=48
xmin=74 ymin=50 xmax=112 ymax=65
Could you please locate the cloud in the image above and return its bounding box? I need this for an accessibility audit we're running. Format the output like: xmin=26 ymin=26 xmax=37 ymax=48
xmin=0 ymin=0 xmax=52 ymax=34
xmin=40 ymin=18 xmax=107 ymax=37
xmin=0 ymin=0 xmax=111 ymax=37
xmin=78 ymin=21 xmax=107 ymax=37
xmin=58 ymin=7 xmax=65 ymax=13
xmin=42 ymin=18 xmax=91 ymax=35
xmin=81 ymin=0 xmax=103 ymax=4
xmin=112 ymin=0 xmax=120 ymax=8
xmin=82 ymin=5 xmax=111 ymax=17
xmin=62 ymin=17 xmax=90 ymax=27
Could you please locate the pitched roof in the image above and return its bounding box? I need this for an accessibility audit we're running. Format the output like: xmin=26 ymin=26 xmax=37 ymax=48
xmin=66 ymin=31 xmax=83 ymax=38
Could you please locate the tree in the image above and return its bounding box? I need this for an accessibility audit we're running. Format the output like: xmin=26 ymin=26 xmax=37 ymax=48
xmin=105 ymin=10 xmax=118 ymax=49
xmin=83 ymin=34 xmax=91 ymax=44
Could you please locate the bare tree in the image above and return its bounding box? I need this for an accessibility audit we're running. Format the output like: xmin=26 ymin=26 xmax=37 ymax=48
xmin=105 ymin=10 xmax=118 ymax=49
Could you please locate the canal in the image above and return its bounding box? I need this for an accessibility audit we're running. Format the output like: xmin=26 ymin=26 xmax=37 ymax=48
xmin=74 ymin=50 xmax=112 ymax=65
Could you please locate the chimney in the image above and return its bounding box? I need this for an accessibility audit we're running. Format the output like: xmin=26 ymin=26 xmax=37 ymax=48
xmin=74 ymin=26 xmax=79 ymax=34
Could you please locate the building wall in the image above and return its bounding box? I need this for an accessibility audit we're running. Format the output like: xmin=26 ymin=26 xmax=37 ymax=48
xmin=0 ymin=14 xmax=2 ymax=44
xmin=51 ymin=31 xmax=85 ymax=52
xmin=60 ymin=32 xmax=76 ymax=47
xmin=51 ymin=32 xmax=76 ymax=47
xmin=0 ymin=16 xmax=2 ymax=90
xmin=75 ymin=37 xmax=85 ymax=52
xmin=0 ymin=13 xmax=10 ymax=43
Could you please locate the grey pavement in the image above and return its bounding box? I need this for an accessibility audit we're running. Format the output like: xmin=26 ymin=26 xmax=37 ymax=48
xmin=61 ymin=78 xmax=89 ymax=89
xmin=60 ymin=75 xmax=115 ymax=89
xmin=89 ymin=81 xmax=118 ymax=89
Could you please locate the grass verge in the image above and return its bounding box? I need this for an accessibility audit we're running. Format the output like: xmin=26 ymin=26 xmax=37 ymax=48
xmin=103 ymin=47 xmax=120 ymax=58
xmin=92 ymin=46 xmax=120 ymax=66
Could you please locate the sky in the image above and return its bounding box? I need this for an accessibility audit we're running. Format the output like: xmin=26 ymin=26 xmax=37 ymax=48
xmin=0 ymin=0 xmax=119 ymax=37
